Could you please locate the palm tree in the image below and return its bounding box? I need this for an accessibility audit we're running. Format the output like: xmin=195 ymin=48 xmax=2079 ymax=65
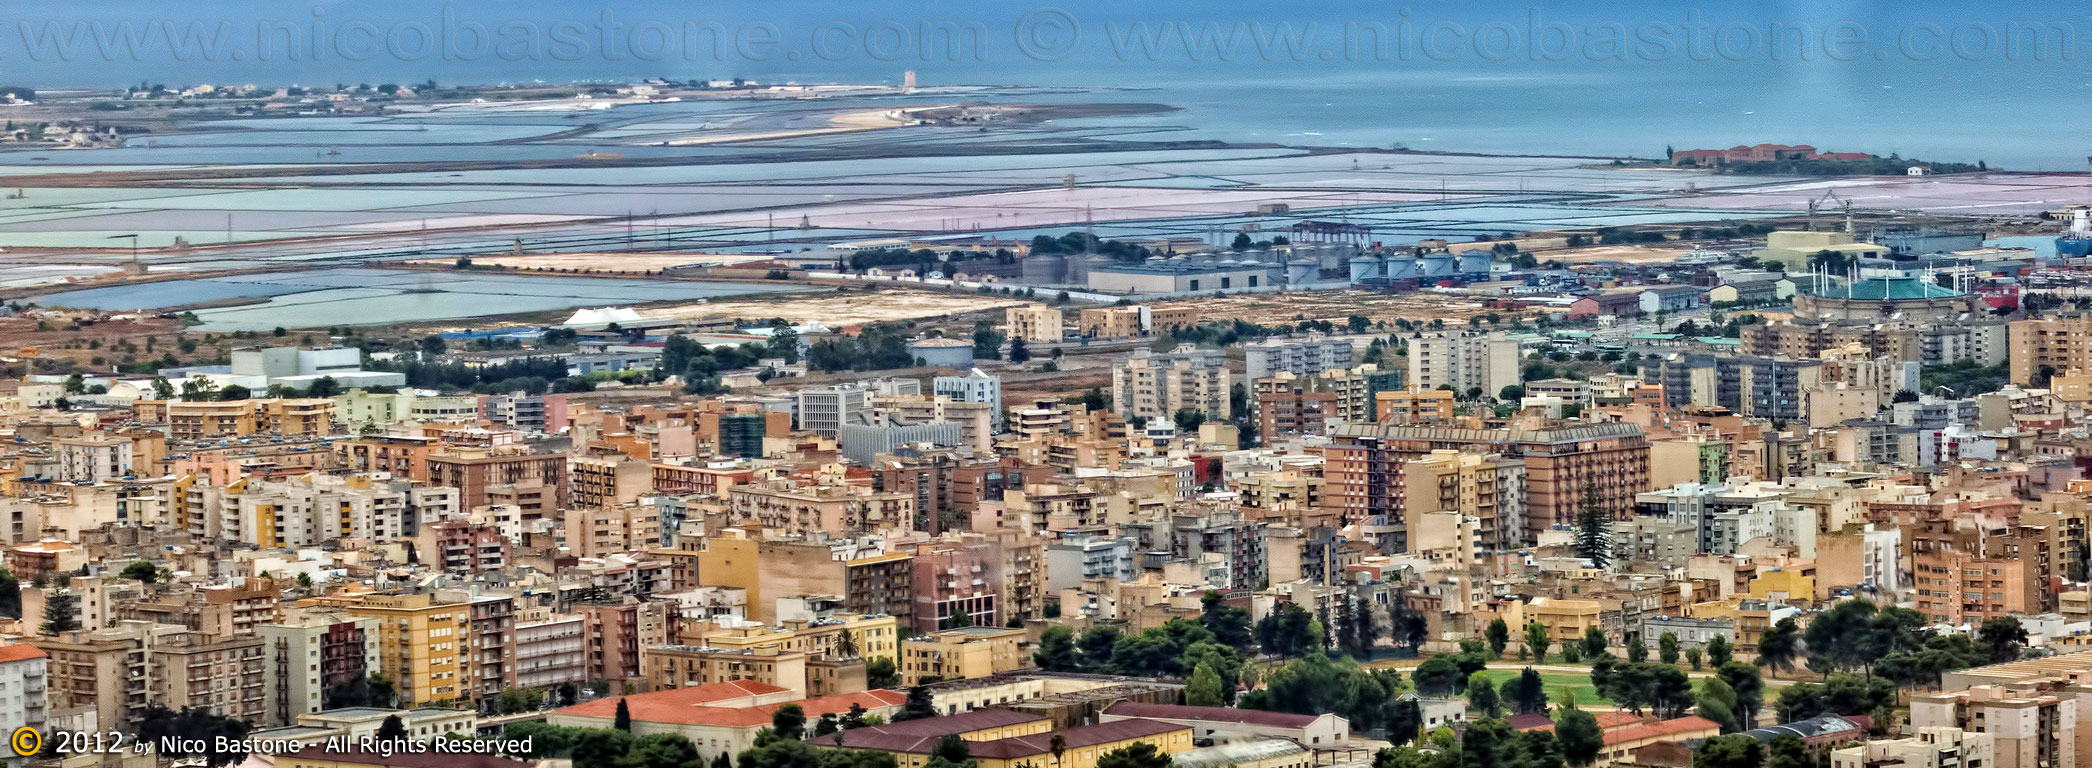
xmin=1050 ymin=734 xmax=1067 ymax=768
xmin=836 ymin=628 xmax=859 ymax=659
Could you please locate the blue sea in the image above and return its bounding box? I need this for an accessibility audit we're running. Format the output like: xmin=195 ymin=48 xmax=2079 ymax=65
xmin=3 ymin=0 xmax=2089 ymax=169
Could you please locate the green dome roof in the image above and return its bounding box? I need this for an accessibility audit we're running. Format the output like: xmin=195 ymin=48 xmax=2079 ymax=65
xmin=1804 ymin=275 xmax=1965 ymax=300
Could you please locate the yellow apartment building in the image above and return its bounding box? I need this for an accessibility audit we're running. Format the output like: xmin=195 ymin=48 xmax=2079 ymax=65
xmin=898 ymin=627 xmax=1025 ymax=685
xmin=330 ymin=593 xmax=468 ymax=705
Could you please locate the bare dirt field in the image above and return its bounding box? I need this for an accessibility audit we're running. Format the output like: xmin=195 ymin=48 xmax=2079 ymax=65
xmin=0 ymin=313 xmax=191 ymax=370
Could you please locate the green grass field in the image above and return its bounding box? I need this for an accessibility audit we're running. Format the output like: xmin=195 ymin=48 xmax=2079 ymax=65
xmin=1480 ymin=669 xmax=1613 ymax=706
xmin=1477 ymin=668 xmax=1713 ymax=709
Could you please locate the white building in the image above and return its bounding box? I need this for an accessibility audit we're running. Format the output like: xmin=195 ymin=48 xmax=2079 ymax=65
xmin=933 ymin=369 xmax=1003 ymax=430
xmin=1406 ymin=331 xmax=1520 ymax=399
xmin=0 ymin=643 xmax=47 ymax=763
xmin=1244 ymin=335 xmax=1355 ymax=381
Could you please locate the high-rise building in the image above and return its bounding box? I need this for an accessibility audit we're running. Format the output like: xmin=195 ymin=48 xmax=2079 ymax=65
xmin=1112 ymin=346 xmax=1230 ymax=422
xmin=514 ymin=606 xmax=587 ymax=691
xmin=1254 ymin=372 xmax=1338 ymax=440
xmin=1244 ymin=334 xmax=1354 ymax=380
xmin=1402 ymin=449 xmax=1527 ymax=556
xmin=258 ymin=612 xmax=380 ymax=727
xmin=1640 ymin=353 xmax=1826 ymax=421
xmin=1324 ymin=420 xmax=1649 ymax=545
xmin=1406 ymin=331 xmax=1520 ymax=399
xmin=331 ymin=593 xmax=469 ymax=706
xmin=2010 ymin=314 xmax=2092 ymax=385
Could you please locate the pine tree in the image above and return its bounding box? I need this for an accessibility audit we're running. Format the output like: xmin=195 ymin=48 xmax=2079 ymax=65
xmin=39 ymin=590 xmax=80 ymax=635
xmin=1573 ymin=483 xmax=1613 ymax=569
xmin=614 ymin=698 xmax=632 ymax=731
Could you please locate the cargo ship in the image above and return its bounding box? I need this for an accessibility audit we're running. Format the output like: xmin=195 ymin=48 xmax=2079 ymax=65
xmin=2062 ymin=208 xmax=2092 ymax=258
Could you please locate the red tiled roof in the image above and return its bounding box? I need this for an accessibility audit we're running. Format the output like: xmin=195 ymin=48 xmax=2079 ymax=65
xmin=283 ymin=746 xmax=531 ymax=768
xmin=970 ymin=719 xmax=1186 ymax=760
xmin=1527 ymin=711 xmax=1649 ymax=734
xmin=0 ymin=644 xmax=48 ymax=662
xmin=829 ymin=708 xmax=1051 ymax=753
xmin=552 ymin=681 xmax=903 ymax=728
xmin=1604 ymin=716 xmax=1722 ymax=746
xmin=1103 ymin=702 xmax=1320 ymax=729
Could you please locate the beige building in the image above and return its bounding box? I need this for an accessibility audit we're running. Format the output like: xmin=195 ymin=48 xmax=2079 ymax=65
xmin=1756 ymin=230 xmax=1889 ymax=270
xmin=1112 ymin=346 xmax=1230 ymax=422
xmin=1833 ymin=727 xmax=1994 ymax=768
xmin=1402 ymin=449 xmax=1526 ymax=556
xmin=1912 ymin=685 xmax=2074 ymax=768
xmin=644 ymin=645 xmax=810 ymax=695
xmin=149 ymin=630 xmax=267 ymax=724
xmin=1406 ymin=331 xmax=1519 ymax=399
xmin=898 ymin=626 xmax=1025 ymax=685
xmin=2011 ymin=315 xmax=2092 ymax=386
xmin=1375 ymin=387 xmax=1457 ymax=424
xmin=1077 ymin=307 xmax=1144 ymax=339
xmin=726 ymin=481 xmax=916 ymax=537
xmin=1003 ymin=306 xmax=1065 ymax=343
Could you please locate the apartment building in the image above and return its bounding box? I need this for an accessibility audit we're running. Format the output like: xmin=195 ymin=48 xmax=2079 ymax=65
xmin=460 ymin=594 xmax=518 ymax=704
xmin=1324 ymin=420 xmax=1649 ymax=544
xmin=169 ymin=473 xmax=457 ymax=547
xmin=49 ymin=433 xmax=134 ymax=483
xmin=2011 ymin=314 xmax=2092 ymax=385
xmin=118 ymin=577 xmax=282 ymax=638
xmin=1375 ymin=387 xmax=1457 ymax=424
xmin=149 ymin=630 xmax=267 ymax=724
xmin=1254 ymin=372 xmax=1338 ymax=440
xmin=568 ymin=455 xmax=653 ymax=510
xmin=1832 ymin=728 xmax=1994 ymax=768
xmin=1244 ymin=334 xmax=1354 ymax=381
xmin=898 ymin=627 xmax=1025 ymax=686
xmin=574 ymin=598 xmax=681 ymax=693
xmin=1003 ymin=306 xmax=1065 ymax=343
xmin=1112 ymin=346 xmax=1230 ymax=422
xmin=257 ymin=612 xmax=380 ymax=727
xmin=331 ymin=593 xmax=469 ymax=706
xmin=1912 ymin=685 xmax=2074 ymax=768
xmin=1402 ymin=449 xmax=1527 ymax=556
xmin=0 ymin=644 xmax=46 ymax=753
xmin=699 ymin=537 xmax=917 ymax=626
xmin=422 ymin=449 xmax=569 ymax=513
xmin=514 ymin=606 xmax=587 ymax=691
xmin=1406 ymin=331 xmax=1519 ymax=399
xmin=727 ymin=481 xmax=915 ymax=537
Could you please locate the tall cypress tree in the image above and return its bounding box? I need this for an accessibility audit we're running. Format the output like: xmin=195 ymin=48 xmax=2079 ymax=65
xmin=1573 ymin=484 xmax=1613 ymax=569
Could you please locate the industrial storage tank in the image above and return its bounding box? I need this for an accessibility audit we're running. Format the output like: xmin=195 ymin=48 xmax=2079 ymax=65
xmin=1383 ymin=257 xmax=1418 ymax=280
xmin=908 ymin=337 xmax=976 ymax=369
xmin=1348 ymin=254 xmax=1385 ymax=282
xmin=1285 ymin=259 xmax=1318 ymax=286
xmin=1459 ymin=253 xmax=1493 ymax=275
xmin=1420 ymin=253 xmax=1457 ymax=277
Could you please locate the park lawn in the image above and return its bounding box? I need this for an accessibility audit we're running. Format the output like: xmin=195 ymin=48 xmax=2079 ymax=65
xmin=1478 ymin=668 xmax=1712 ymax=709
